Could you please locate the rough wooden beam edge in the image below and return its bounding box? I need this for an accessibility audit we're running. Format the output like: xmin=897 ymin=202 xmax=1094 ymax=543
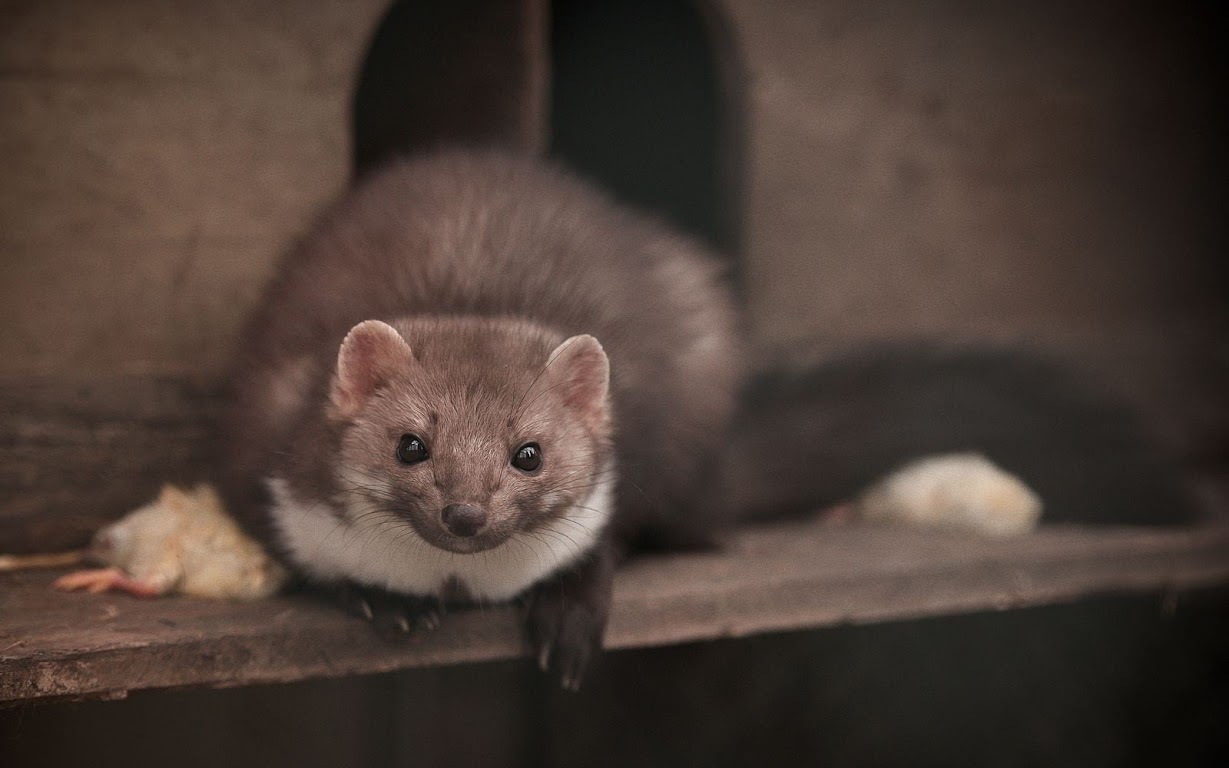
xmin=3 ymin=523 xmax=1227 ymax=704
xmin=609 ymin=531 xmax=1229 ymax=652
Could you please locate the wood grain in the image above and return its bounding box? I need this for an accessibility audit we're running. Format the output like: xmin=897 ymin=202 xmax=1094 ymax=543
xmin=2 ymin=521 xmax=1226 ymax=704
xmin=0 ymin=0 xmax=387 ymax=84
xmin=0 ymin=80 xmax=347 ymax=243
xmin=0 ymin=0 xmax=384 ymax=376
xmin=0 ymin=238 xmax=275 ymax=375
xmin=0 ymin=376 xmax=223 ymax=552
xmin=717 ymin=0 xmax=1225 ymax=347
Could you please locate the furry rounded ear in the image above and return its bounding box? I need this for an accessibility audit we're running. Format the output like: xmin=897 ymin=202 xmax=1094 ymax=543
xmin=543 ymin=335 xmax=611 ymax=431
xmin=330 ymin=320 xmax=415 ymax=420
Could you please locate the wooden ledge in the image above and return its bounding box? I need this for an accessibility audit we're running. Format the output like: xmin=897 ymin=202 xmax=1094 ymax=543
xmin=3 ymin=520 xmax=1228 ymax=704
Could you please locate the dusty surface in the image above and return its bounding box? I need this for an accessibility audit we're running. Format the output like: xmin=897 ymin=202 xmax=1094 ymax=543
xmin=3 ymin=519 xmax=1227 ymax=703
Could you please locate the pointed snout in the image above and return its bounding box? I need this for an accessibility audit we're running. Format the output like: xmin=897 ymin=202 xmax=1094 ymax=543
xmin=441 ymin=503 xmax=488 ymax=538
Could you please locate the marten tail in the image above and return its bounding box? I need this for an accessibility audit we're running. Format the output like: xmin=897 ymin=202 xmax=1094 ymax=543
xmin=721 ymin=343 xmax=1199 ymax=526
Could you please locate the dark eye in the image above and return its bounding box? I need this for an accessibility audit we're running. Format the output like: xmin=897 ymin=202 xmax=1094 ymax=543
xmin=396 ymin=434 xmax=430 ymax=465
xmin=511 ymin=442 xmax=542 ymax=473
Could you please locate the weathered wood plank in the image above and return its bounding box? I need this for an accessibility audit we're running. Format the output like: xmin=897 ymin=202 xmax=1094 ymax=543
xmin=0 ymin=80 xmax=347 ymax=243
xmin=0 ymin=0 xmax=386 ymax=377
xmin=713 ymin=0 xmax=1228 ymax=474
xmin=0 ymin=0 xmax=387 ymax=85
xmin=2 ymin=521 xmax=1226 ymax=704
xmin=3 ymin=0 xmax=1223 ymax=421
xmin=0 ymin=0 xmax=554 ymax=377
xmin=718 ymin=0 xmax=1225 ymax=348
xmin=0 ymin=76 xmax=339 ymax=375
xmin=0 ymin=239 xmax=275 ymax=376
xmin=0 ymin=376 xmax=223 ymax=552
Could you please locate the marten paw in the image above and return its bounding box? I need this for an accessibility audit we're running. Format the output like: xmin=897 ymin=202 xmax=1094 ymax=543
xmin=525 ymin=583 xmax=606 ymax=692
xmin=334 ymin=583 xmax=442 ymax=639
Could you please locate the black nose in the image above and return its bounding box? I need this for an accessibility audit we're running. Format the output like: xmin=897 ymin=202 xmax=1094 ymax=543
xmin=441 ymin=504 xmax=488 ymax=537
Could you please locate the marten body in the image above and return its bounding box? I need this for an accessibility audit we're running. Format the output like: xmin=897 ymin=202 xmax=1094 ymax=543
xmin=219 ymin=149 xmax=1196 ymax=689
xmin=219 ymin=149 xmax=741 ymax=687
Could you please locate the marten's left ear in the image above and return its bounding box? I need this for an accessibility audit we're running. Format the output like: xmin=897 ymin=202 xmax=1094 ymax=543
xmin=330 ymin=320 xmax=415 ymax=420
xmin=542 ymin=335 xmax=611 ymax=432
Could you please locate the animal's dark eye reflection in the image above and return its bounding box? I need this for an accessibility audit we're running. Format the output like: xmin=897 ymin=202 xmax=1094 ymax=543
xmin=512 ymin=442 xmax=543 ymax=473
xmin=396 ymin=434 xmax=429 ymax=465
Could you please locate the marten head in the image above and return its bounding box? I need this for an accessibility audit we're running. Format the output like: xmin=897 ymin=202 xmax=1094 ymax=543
xmin=326 ymin=318 xmax=614 ymax=555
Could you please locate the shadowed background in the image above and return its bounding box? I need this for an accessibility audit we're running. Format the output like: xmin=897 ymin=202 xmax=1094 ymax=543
xmin=1 ymin=0 xmax=1225 ymax=765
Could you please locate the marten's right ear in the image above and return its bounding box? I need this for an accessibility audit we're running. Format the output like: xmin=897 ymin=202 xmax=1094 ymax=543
xmin=542 ymin=334 xmax=611 ymax=433
xmin=330 ymin=320 xmax=415 ymax=420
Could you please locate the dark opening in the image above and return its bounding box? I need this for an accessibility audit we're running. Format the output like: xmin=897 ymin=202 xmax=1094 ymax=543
xmin=352 ymin=0 xmax=745 ymax=276
xmin=549 ymin=0 xmax=744 ymax=259
xmin=351 ymin=0 xmax=545 ymax=173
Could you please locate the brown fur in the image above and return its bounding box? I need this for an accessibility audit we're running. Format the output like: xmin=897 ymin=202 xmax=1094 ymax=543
xmin=330 ymin=318 xmax=612 ymax=555
xmin=221 ymin=149 xmax=741 ymax=539
xmin=217 ymin=148 xmax=742 ymax=684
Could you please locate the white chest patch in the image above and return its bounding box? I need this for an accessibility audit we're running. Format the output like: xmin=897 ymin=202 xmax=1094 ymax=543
xmin=265 ymin=468 xmax=615 ymax=601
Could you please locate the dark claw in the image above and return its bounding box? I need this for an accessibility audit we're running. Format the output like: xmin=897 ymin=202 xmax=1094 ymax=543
xmin=523 ymin=542 xmax=615 ymax=691
xmin=526 ymin=585 xmax=604 ymax=692
xmin=334 ymin=583 xmax=442 ymax=640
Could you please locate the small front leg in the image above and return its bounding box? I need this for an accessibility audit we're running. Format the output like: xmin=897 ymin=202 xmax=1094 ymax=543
xmin=524 ymin=538 xmax=616 ymax=691
xmin=334 ymin=582 xmax=442 ymax=640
